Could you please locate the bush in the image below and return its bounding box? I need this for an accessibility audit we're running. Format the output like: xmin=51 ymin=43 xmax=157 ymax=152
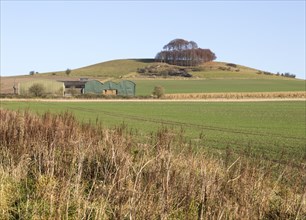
xmin=65 ymin=87 xmax=80 ymax=96
xmin=284 ymin=72 xmax=296 ymax=78
xmin=65 ymin=68 xmax=71 ymax=76
xmin=152 ymin=86 xmax=165 ymax=98
xmin=218 ymin=67 xmax=227 ymax=71
xmin=226 ymin=63 xmax=237 ymax=68
xmin=137 ymin=64 xmax=192 ymax=78
xmin=263 ymin=71 xmax=273 ymax=75
xmin=28 ymin=83 xmax=45 ymax=97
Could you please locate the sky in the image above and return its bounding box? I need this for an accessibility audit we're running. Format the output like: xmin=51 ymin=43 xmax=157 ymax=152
xmin=1 ymin=1 xmax=305 ymax=79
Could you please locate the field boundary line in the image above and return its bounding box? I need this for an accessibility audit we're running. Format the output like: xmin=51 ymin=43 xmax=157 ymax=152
xmin=1 ymin=98 xmax=306 ymax=103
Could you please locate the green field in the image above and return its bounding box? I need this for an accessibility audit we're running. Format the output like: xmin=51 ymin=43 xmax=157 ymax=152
xmin=2 ymin=100 xmax=305 ymax=165
xmin=133 ymin=78 xmax=305 ymax=95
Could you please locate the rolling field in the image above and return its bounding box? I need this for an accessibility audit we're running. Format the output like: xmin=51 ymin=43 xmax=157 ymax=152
xmin=133 ymin=78 xmax=305 ymax=95
xmin=2 ymin=108 xmax=305 ymax=219
xmin=1 ymin=59 xmax=304 ymax=95
xmin=1 ymin=57 xmax=305 ymax=218
xmin=2 ymin=100 xmax=305 ymax=165
xmin=2 ymin=76 xmax=304 ymax=96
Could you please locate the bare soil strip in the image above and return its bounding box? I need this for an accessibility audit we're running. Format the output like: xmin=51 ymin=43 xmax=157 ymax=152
xmin=0 ymin=98 xmax=305 ymax=102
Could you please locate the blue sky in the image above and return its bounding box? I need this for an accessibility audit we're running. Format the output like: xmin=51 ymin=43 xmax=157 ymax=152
xmin=1 ymin=1 xmax=305 ymax=79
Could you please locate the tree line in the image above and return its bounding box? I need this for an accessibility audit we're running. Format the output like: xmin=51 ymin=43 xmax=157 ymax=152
xmin=155 ymin=38 xmax=216 ymax=66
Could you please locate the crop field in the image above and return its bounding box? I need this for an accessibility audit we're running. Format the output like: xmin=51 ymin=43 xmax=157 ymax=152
xmin=2 ymin=107 xmax=305 ymax=219
xmin=133 ymin=78 xmax=305 ymax=96
xmin=2 ymin=59 xmax=305 ymax=218
xmin=1 ymin=100 xmax=306 ymax=219
xmin=2 ymin=100 xmax=305 ymax=165
xmin=1 ymin=73 xmax=304 ymax=96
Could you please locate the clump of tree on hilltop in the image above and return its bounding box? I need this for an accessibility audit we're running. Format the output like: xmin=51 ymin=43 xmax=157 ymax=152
xmin=155 ymin=38 xmax=216 ymax=66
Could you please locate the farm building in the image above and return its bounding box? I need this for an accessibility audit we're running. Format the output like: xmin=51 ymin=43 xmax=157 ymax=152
xmin=18 ymin=79 xmax=64 ymax=96
xmin=84 ymin=80 xmax=136 ymax=96
xmin=58 ymin=78 xmax=89 ymax=95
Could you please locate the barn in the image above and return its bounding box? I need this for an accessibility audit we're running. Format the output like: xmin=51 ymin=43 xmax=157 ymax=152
xmin=58 ymin=78 xmax=89 ymax=95
xmin=84 ymin=80 xmax=136 ymax=96
xmin=18 ymin=79 xmax=64 ymax=96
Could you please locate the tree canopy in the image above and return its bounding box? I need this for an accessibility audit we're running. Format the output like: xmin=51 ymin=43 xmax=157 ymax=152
xmin=155 ymin=38 xmax=216 ymax=66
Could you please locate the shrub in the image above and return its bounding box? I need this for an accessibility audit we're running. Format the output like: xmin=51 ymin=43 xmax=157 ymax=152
xmin=284 ymin=72 xmax=296 ymax=78
xmin=218 ymin=67 xmax=227 ymax=71
xmin=152 ymin=86 xmax=165 ymax=98
xmin=65 ymin=86 xmax=79 ymax=96
xmin=65 ymin=68 xmax=71 ymax=76
xmin=28 ymin=83 xmax=45 ymax=97
xmin=263 ymin=71 xmax=272 ymax=75
xmin=191 ymin=66 xmax=204 ymax=72
xmin=137 ymin=64 xmax=192 ymax=78
xmin=226 ymin=63 xmax=237 ymax=68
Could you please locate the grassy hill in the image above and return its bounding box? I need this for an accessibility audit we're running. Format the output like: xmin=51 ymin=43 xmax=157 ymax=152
xmin=39 ymin=59 xmax=296 ymax=80
xmin=43 ymin=59 xmax=154 ymax=78
xmin=1 ymin=59 xmax=304 ymax=95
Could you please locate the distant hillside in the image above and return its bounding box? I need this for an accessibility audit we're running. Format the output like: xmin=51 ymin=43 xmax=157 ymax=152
xmin=1 ymin=59 xmax=303 ymax=94
xmin=39 ymin=59 xmax=298 ymax=80
xmin=44 ymin=59 xmax=154 ymax=78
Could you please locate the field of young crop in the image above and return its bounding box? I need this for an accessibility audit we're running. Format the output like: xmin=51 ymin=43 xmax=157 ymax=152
xmin=2 ymin=100 xmax=305 ymax=165
xmin=133 ymin=78 xmax=305 ymax=95
xmin=2 ymin=108 xmax=305 ymax=219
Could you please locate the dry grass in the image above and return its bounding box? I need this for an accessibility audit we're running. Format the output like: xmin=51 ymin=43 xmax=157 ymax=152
xmin=165 ymin=91 xmax=306 ymax=99
xmin=0 ymin=109 xmax=305 ymax=219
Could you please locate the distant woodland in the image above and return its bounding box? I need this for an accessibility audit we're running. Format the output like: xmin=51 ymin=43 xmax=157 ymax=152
xmin=155 ymin=38 xmax=216 ymax=66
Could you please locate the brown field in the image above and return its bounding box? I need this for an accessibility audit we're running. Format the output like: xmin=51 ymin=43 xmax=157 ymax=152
xmin=0 ymin=76 xmax=76 ymax=94
xmin=165 ymin=91 xmax=306 ymax=99
xmin=0 ymin=76 xmax=111 ymax=94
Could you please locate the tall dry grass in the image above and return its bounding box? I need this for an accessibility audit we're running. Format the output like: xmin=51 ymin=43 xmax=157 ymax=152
xmin=165 ymin=91 xmax=306 ymax=99
xmin=0 ymin=109 xmax=305 ymax=219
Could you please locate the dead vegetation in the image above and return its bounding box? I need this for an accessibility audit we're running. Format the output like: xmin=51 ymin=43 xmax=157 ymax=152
xmin=165 ymin=91 xmax=306 ymax=99
xmin=0 ymin=109 xmax=305 ymax=219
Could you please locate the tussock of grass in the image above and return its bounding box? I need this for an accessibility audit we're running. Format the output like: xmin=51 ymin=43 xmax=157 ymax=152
xmin=0 ymin=109 xmax=305 ymax=219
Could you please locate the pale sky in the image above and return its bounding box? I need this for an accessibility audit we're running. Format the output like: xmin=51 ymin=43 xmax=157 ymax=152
xmin=1 ymin=1 xmax=305 ymax=79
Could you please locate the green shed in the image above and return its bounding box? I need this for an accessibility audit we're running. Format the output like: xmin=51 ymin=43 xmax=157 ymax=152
xmin=117 ymin=80 xmax=136 ymax=96
xmin=101 ymin=81 xmax=120 ymax=95
xmin=84 ymin=80 xmax=136 ymax=96
xmin=84 ymin=80 xmax=104 ymax=94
